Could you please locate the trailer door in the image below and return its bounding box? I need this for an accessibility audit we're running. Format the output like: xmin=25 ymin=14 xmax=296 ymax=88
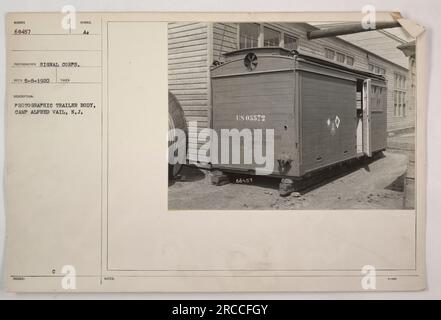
xmin=362 ymin=79 xmax=372 ymax=157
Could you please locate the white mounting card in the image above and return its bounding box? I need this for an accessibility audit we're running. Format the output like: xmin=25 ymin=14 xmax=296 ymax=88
xmin=4 ymin=12 xmax=427 ymax=292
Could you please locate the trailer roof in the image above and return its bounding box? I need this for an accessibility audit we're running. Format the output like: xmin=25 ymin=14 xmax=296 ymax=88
xmin=222 ymin=46 xmax=386 ymax=82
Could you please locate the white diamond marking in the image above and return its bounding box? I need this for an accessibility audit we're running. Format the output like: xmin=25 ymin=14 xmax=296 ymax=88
xmin=335 ymin=116 xmax=341 ymax=128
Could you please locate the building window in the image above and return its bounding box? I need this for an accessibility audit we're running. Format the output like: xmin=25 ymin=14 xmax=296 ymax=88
xmin=239 ymin=24 xmax=299 ymax=50
xmin=336 ymin=52 xmax=345 ymax=63
xmin=283 ymin=34 xmax=298 ymax=50
xmin=395 ymin=73 xmax=407 ymax=90
xmin=325 ymin=48 xmax=354 ymax=66
xmin=263 ymin=26 xmax=281 ymax=47
xmin=369 ymin=63 xmax=386 ymax=76
xmin=394 ymin=73 xmax=407 ymax=117
xmin=239 ymin=23 xmax=260 ymax=49
xmin=325 ymin=48 xmax=335 ymax=60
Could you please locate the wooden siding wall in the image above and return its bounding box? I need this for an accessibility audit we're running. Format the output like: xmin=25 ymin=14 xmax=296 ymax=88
xmin=406 ymin=58 xmax=417 ymax=130
xmin=211 ymin=22 xmax=413 ymax=133
xmin=212 ymin=23 xmax=239 ymax=62
xmin=268 ymin=23 xmax=413 ymax=132
xmin=368 ymin=55 xmax=414 ymax=132
xmin=168 ymin=22 xmax=210 ymax=161
xmin=167 ymin=22 xmax=413 ymax=166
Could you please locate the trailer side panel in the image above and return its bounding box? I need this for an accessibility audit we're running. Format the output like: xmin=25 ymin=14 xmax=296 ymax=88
xmin=299 ymin=71 xmax=357 ymax=174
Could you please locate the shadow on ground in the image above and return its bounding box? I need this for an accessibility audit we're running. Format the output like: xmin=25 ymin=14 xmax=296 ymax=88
xmin=174 ymin=152 xmax=387 ymax=196
xmin=168 ymin=151 xmax=408 ymax=210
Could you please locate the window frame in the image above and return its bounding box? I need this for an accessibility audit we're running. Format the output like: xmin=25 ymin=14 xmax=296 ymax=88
xmin=282 ymin=33 xmax=298 ymax=51
xmin=262 ymin=25 xmax=282 ymax=47
xmin=238 ymin=23 xmax=299 ymax=51
xmin=336 ymin=52 xmax=346 ymax=63
xmin=325 ymin=48 xmax=335 ymax=60
xmin=369 ymin=62 xmax=387 ymax=76
xmin=325 ymin=47 xmax=355 ymax=66
xmin=238 ymin=23 xmax=261 ymax=49
xmin=393 ymin=72 xmax=407 ymax=117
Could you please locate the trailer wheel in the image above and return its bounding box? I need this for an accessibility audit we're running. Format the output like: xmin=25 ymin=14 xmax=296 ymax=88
xmin=168 ymin=91 xmax=187 ymax=179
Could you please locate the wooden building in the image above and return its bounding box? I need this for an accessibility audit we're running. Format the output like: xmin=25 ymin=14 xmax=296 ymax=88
xmin=168 ymin=22 xmax=412 ymax=161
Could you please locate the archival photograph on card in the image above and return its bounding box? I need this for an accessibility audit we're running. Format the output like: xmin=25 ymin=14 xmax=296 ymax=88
xmin=168 ymin=22 xmax=416 ymax=210
xmin=4 ymin=11 xmax=427 ymax=293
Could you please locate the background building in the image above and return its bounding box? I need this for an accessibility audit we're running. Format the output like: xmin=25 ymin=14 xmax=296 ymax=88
xmin=168 ymin=22 xmax=415 ymax=159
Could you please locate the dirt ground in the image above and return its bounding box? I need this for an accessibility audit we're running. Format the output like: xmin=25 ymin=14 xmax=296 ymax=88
xmin=168 ymin=151 xmax=410 ymax=210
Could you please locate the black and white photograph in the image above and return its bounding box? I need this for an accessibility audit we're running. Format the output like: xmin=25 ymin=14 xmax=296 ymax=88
xmin=1 ymin=5 xmax=435 ymax=296
xmin=168 ymin=21 xmax=417 ymax=210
